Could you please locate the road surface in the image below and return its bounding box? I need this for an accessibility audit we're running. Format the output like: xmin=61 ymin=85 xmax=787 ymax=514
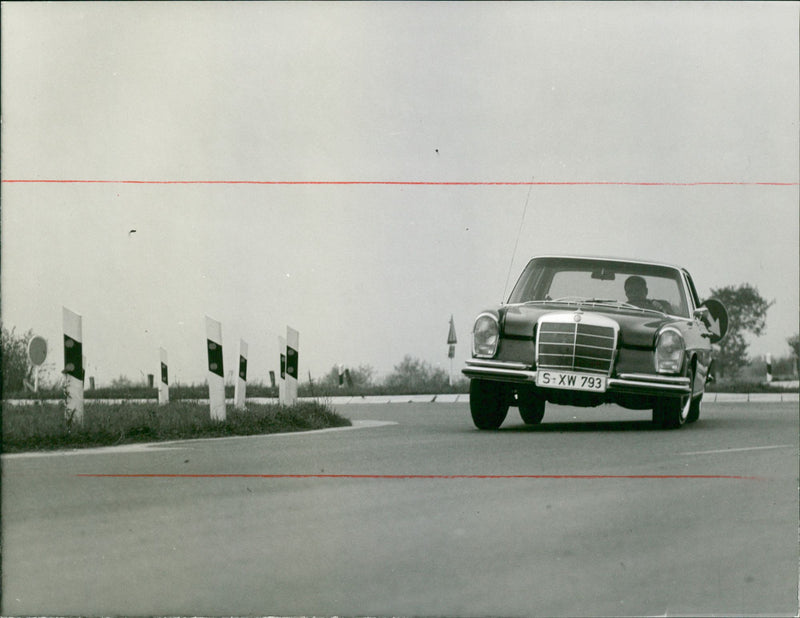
xmin=2 ymin=401 xmax=798 ymax=616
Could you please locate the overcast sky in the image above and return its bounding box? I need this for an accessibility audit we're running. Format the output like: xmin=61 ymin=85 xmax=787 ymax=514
xmin=2 ymin=1 xmax=798 ymax=387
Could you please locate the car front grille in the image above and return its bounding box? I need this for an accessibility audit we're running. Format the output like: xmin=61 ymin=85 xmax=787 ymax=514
xmin=536 ymin=314 xmax=618 ymax=375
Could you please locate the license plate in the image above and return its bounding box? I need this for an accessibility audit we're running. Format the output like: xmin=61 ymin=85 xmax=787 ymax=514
xmin=536 ymin=370 xmax=607 ymax=392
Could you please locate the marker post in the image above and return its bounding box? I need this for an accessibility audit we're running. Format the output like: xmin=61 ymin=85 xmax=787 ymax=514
xmin=278 ymin=335 xmax=286 ymax=405
xmin=62 ymin=308 xmax=85 ymax=425
xmin=234 ymin=339 xmax=248 ymax=410
xmin=206 ymin=316 xmax=226 ymax=421
xmin=158 ymin=348 xmax=169 ymax=404
xmin=286 ymin=326 xmax=299 ymax=406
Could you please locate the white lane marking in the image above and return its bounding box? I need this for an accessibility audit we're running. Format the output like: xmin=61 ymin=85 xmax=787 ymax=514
xmin=680 ymin=444 xmax=795 ymax=456
xmin=1 ymin=420 xmax=397 ymax=459
xmin=1 ymin=443 xmax=187 ymax=459
xmin=179 ymin=419 xmax=397 ymax=441
xmin=260 ymin=419 xmax=398 ymax=437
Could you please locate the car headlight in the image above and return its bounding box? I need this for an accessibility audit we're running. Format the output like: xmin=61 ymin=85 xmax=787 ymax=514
xmin=655 ymin=328 xmax=685 ymax=374
xmin=473 ymin=313 xmax=500 ymax=358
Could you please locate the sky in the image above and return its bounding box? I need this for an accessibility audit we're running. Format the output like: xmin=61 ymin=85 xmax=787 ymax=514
xmin=1 ymin=1 xmax=798 ymax=387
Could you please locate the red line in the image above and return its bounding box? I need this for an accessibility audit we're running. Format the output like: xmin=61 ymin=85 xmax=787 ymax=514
xmin=76 ymin=473 xmax=765 ymax=480
xmin=2 ymin=179 xmax=798 ymax=186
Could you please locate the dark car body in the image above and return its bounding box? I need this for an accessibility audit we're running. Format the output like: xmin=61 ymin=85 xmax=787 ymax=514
xmin=463 ymin=256 xmax=728 ymax=429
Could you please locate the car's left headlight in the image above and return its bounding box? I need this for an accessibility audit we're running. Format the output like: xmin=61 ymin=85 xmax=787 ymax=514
xmin=472 ymin=313 xmax=499 ymax=358
xmin=655 ymin=328 xmax=685 ymax=374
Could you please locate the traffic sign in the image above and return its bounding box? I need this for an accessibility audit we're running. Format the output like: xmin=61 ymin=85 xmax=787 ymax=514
xmin=701 ymin=298 xmax=729 ymax=344
xmin=27 ymin=336 xmax=47 ymax=366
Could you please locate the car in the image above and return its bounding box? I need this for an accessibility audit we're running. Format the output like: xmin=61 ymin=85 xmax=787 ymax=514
xmin=462 ymin=255 xmax=729 ymax=430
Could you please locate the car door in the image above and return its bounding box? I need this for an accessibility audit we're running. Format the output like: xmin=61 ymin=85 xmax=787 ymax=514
xmin=682 ymin=270 xmax=714 ymax=387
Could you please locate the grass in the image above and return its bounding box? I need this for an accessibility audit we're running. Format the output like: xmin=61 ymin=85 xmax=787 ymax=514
xmin=1 ymin=399 xmax=351 ymax=454
xmin=706 ymin=378 xmax=798 ymax=392
xmin=6 ymin=371 xmax=797 ymax=402
xmin=3 ymin=378 xmax=474 ymax=401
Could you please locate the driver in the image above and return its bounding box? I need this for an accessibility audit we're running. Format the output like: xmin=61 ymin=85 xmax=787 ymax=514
xmin=624 ymin=275 xmax=669 ymax=311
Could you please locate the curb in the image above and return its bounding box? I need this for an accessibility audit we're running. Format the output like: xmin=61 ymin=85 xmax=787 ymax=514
xmin=705 ymin=392 xmax=799 ymax=403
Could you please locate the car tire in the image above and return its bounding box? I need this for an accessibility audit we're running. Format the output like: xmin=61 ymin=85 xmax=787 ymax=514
xmin=652 ymin=366 xmax=694 ymax=430
xmin=518 ymin=389 xmax=546 ymax=425
xmin=686 ymin=393 xmax=702 ymax=424
xmin=470 ymin=380 xmax=509 ymax=430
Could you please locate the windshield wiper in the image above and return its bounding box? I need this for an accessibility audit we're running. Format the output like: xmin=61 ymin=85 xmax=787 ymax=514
xmin=522 ymin=298 xmax=664 ymax=315
xmin=521 ymin=300 xmax=553 ymax=305
xmin=527 ymin=297 xmax=615 ymax=305
xmin=585 ymin=299 xmax=666 ymax=314
xmin=548 ymin=296 xmax=585 ymax=303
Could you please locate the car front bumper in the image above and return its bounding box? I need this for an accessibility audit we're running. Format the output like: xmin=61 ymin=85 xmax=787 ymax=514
xmin=462 ymin=359 xmax=691 ymax=396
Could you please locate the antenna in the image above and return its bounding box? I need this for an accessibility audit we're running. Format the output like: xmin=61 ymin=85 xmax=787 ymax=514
xmin=502 ymin=177 xmax=535 ymax=303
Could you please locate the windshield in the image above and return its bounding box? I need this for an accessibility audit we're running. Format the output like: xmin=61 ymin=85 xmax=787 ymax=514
xmin=507 ymin=257 xmax=690 ymax=317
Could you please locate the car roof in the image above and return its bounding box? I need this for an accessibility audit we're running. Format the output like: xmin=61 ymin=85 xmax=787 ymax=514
xmin=529 ymin=254 xmax=685 ymax=271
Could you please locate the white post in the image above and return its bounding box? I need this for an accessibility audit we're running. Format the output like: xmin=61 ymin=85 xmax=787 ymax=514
xmin=447 ymin=315 xmax=457 ymax=387
xmin=158 ymin=347 xmax=169 ymax=404
xmin=449 ymin=353 xmax=454 ymax=387
xmin=62 ymin=307 xmax=85 ymax=425
xmin=278 ymin=335 xmax=286 ymax=405
xmin=234 ymin=339 xmax=248 ymax=410
xmin=286 ymin=326 xmax=299 ymax=406
xmin=765 ymin=353 xmax=773 ymax=383
xmin=205 ymin=316 xmax=226 ymax=421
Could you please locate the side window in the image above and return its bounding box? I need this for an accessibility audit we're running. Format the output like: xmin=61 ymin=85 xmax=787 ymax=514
xmin=683 ymin=271 xmax=700 ymax=311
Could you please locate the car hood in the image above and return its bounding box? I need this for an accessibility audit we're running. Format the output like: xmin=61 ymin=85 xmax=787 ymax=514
xmin=500 ymin=303 xmax=679 ymax=348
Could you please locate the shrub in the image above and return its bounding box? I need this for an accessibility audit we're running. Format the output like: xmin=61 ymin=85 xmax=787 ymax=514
xmin=1 ymin=326 xmax=34 ymax=396
xmin=383 ymin=355 xmax=450 ymax=393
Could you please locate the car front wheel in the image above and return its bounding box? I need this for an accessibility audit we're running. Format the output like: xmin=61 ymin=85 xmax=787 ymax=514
xmin=653 ymin=367 xmax=694 ymax=429
xmin=686 ymin=393 xmax=702 ymax=423
xmin=470 ymin=380 xmax=509 ymax=430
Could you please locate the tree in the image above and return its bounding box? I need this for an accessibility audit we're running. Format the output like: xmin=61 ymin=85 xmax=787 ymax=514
xmin=709 ymin=283 xmax=774 ymax=378
xmin=1 ymin=326 xmax=34 ymax=396
xmin=787 ymin=333 xmax=799 ymax=359
xmin=787 ymin=333 xmax=800 ymax=377
xmin=321 ymin=364 xmax=375 ymax=389
xmin=384 ymin=355 xmax=449 ymax=392
xmin=110 ymin=375 xmax=137 ymax=388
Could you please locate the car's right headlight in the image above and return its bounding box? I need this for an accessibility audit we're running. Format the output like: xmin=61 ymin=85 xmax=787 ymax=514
xmin=473 ymin=313 xmax=500 ymax=358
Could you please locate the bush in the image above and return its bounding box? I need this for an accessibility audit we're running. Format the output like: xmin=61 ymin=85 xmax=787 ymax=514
xmin=318 ymin=364 xmax=376 ymax=389
xmin=1 ymin=326 xmax=34 ymax=397
xmin=383 ymin=355 xmax=450 ymax=393
xmin=706 ymin=379 xmax=798 ymax=393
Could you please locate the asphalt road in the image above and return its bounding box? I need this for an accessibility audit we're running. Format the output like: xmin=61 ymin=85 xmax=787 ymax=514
xmin=2 ymin=401 xmax=798 ymax=617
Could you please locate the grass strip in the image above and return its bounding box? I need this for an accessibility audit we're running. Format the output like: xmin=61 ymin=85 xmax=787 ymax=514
xmin=1 ymin=400 xmax=351 ymax=453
